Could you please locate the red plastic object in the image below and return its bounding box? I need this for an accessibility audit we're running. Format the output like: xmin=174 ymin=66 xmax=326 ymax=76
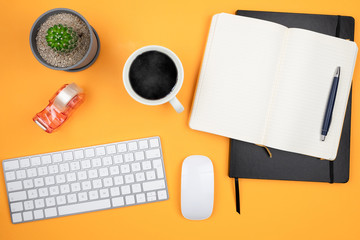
xmin=33 ymin=83 xmax=85 ymax=133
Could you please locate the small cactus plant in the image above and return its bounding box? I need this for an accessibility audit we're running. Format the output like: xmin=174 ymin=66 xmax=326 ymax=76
xmin=46 ymin=24 xmax=78 ymax=52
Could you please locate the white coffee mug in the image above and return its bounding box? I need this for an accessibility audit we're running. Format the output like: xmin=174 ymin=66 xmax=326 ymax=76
xmin=123 ymin=45 xmax=184 ymax=113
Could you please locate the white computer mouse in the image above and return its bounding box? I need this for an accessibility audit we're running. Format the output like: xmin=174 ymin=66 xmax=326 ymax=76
xmin=181 ymin=155 xmax=214 ymax=220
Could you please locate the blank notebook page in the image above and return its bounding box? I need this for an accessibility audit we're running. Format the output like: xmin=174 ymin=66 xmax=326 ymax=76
xmin=264 ymin=28 xmax=357 ymax=160
xmin=190 ymin=13 xmax=288 ymax=144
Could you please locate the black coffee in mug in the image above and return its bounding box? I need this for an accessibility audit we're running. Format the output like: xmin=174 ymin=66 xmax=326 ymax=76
xmin=129 ymin=51 xmax=178 ymax=100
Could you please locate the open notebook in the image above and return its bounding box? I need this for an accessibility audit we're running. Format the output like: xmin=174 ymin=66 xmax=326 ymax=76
xmin=190 ymin=13 xmax=358 ymax=160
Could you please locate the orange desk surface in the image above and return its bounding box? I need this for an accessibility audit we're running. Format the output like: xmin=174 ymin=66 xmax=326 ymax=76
xmin=1 ymin=0 xmax=360 ymax=239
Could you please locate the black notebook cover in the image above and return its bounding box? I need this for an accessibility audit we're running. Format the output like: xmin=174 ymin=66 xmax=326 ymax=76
xmin=229 ymin=10 xmax=355 ymax=183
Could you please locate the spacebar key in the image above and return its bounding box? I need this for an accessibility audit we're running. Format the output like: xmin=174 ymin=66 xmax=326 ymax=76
xmin=143 ymin=179 xmax=165 ymax=191
xmin=58 ymin=199 xmax=111 ymax=215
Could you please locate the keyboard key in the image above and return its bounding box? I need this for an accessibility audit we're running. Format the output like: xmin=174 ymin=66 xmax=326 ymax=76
xmin=27 ymin=168 xmax=37 ymax=178
xmin=48 ymin=165 xmax=59 ymax=174
xmin=125 ymin=174 xmax=135 ymax=184
xmin=10 ymin=202 xmax=23 ymax=212
xmin=142 ymin=180 xmax=166 ymax=191
xmin=99 ymin=168 xmax=109 ymax=177
xmin=139 ymin=140 xmax=149 ymax=149
xmin=96 ymin=147 xmax=106 ymax=156
xmin=70 ymin=182 xmax=81 ymax=192
xmin=102 ymin=156 xmax=112 ymax=166
xmin=135 ymin=172 xmax=145 ymax=182
xmin=112 ymin=197 xmax=124 ymax=207
xmin=125 ymin=195 xmax=135 ymax=205
xmin=23 ymin=211 xmax=33 ymax=221
xmin=41 ymin=155 xmax=52 ymax=165
xmin=147 ymin=195 xmax=157 ymax=202
xmin=49 ymin=186 xmax=60 ymax=195
xmin=4 ymin=160 xmax=20 ymax=171
xmin=153 ymin=159 xmax=165 ymax=178
xmin=9 ymin=191 xmax=27 ymax=202
xmin=82 ymin=181 xmax=91 ymax=191
xmin=146 ymin=192 xmax=156 ymax=197
xmin=67 ymin=194 xmax=77 ymax=203
xmin=71 ymin=183 xmax=81 ymax=192
xmin=146 ymin=171 xmax=156 ymax=180
xmin=88 ymin=169 xmax=98 ymax=179
xmin=113 ymin=155 xmax=123 ymax=164
xmin=58 ymin=199 xmax=111 ymax=215
xmin=56 ymin=174 xmax=66 ymax=184
xmin=14 ymin=172 xmax=26 ymax=182
xmin=19 ymin=158 xmax=30 ymax=168
xmin=30 ymin=157 xmax=41 ymax=166
xmin=149 ymin=138 xmax=159 ymax=148
xmin=117 ymin=144 xmax=127 ymax=153
xmin=132 ymin=183 xmax=141 ymax=193
xmin=145 ymin=149 xmax=161 ymax=159
xmin=136 ymin=193 xmax=146 ymax=203
xmin=93 ymin=179 xmax=102 ymax=188
xmin=106 ymin=145 xmax=116 ymax=154
xmin=37 ymin=167 xmax=48 ymax=176
xmin=131 ymin=162 xmax=141 ymax=172
xmin=24 ymin=200 xmax=34 ymax=210
xmin=63 ymin=152 xmax=73 ymax=161
xmin=74 ymin=150 xmax=84 ymax=160
xmin=5 ymin=171 xmax=16 ymax=181
xmin=124 ymin=153 xmax=134 ymax=162
xmin=7 ymin=181 xmax=23 ymax=192
xmin=44 ymin=207 xmax=57 ymax=218
xmin=142 ymin=161 xmax=151 ymax=170
xmin=128 ymin=142 xmax=138 ymax=151
xmin=110 ymin=187 xmax=120 ymax=196
xmin=34 ymin=210 xmax=44 ymax=219
xmin=56 ymin=195 xmax=67 ymax=205
xmin=34 ymin=178 xmax=44 ymax=187
xmin=103 ymin=177 xmax=113 ymax=187
xmin=121 ymin=185 xmax=131 ymax=195
xmin=23 ymin=179 xmax=34 ymax=189
xmin=85 ymin=148 xmax=95 ymax=158
xmin=28 ymin=189 xmax=38 ymax=199
xmin=120 ymin=164 xmax=130 ymax=174
xmin=81 ymin=159 xmax=91 ymax=169
xmin=100 ymin=189 xmax=109 ymax=198
xmin=70 ymin=161 xmax=81 ymax=171
xmin=12 ymin=213 xmax=22 ymax=223
xmin=45 ymin=176 xmax=55 ymax=185
xmin=77 ymin=171 xmax=87 ymax=180
xmin=35 ymin=199 xmax=45 ymax=208
xmin=66 ymin=173 xmax=76 ymax=182
xmin=45 ymin=197 xmax=56 ymax=207
xmin=114 ymin=176 xmax=124 ymax=185
xmin=89 ymin=190 xmax=99 ymax=200
xmin=78 ymin=192 xmax=88 ymax=202
xmin=39 ymin=187 xmax=49 ymax=197
xmin=52 ymin=154 xmax=62 ymax=163
xmin=60 ymin=184 xmax=70 ymax=194
xmin=59 ymin=163 xmax=70 ymax=172
xmin=109 ymin=166 xmax=120 ymax=175
xmin=134 ymin=151 xmax=145 ymax=161
xmin=92 ymin=158 xmax=102 ymax=167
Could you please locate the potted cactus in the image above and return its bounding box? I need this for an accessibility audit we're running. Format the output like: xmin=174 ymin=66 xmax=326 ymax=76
xmin=30 ymin=8 xmax=100 ymax=72
xmin=46 ymin=24 xmax=78 ymax=52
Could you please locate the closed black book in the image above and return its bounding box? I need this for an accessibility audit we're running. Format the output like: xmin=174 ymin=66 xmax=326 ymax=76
xmin=230 ymin=10 xmax=354 ymax=213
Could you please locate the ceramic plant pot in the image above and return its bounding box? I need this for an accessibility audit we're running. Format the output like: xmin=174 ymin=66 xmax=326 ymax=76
xmin=30 ymin=8 xmax=100 ymax=72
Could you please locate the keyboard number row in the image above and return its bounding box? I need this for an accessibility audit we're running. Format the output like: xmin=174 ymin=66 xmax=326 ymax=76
xmin=4 ymin=139 xmax=160 ymax=172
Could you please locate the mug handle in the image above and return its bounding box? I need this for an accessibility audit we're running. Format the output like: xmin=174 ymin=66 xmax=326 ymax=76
xmin=169 ymin=97 xmax=184 ymax=113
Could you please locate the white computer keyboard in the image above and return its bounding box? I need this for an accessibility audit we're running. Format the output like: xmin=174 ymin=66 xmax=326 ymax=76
xmin=2 ymin=136 xmax=168 ymax=224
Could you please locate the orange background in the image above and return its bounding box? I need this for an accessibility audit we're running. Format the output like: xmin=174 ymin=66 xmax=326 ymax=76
xmin=1 ymin=0 xmax=360 ymax=239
